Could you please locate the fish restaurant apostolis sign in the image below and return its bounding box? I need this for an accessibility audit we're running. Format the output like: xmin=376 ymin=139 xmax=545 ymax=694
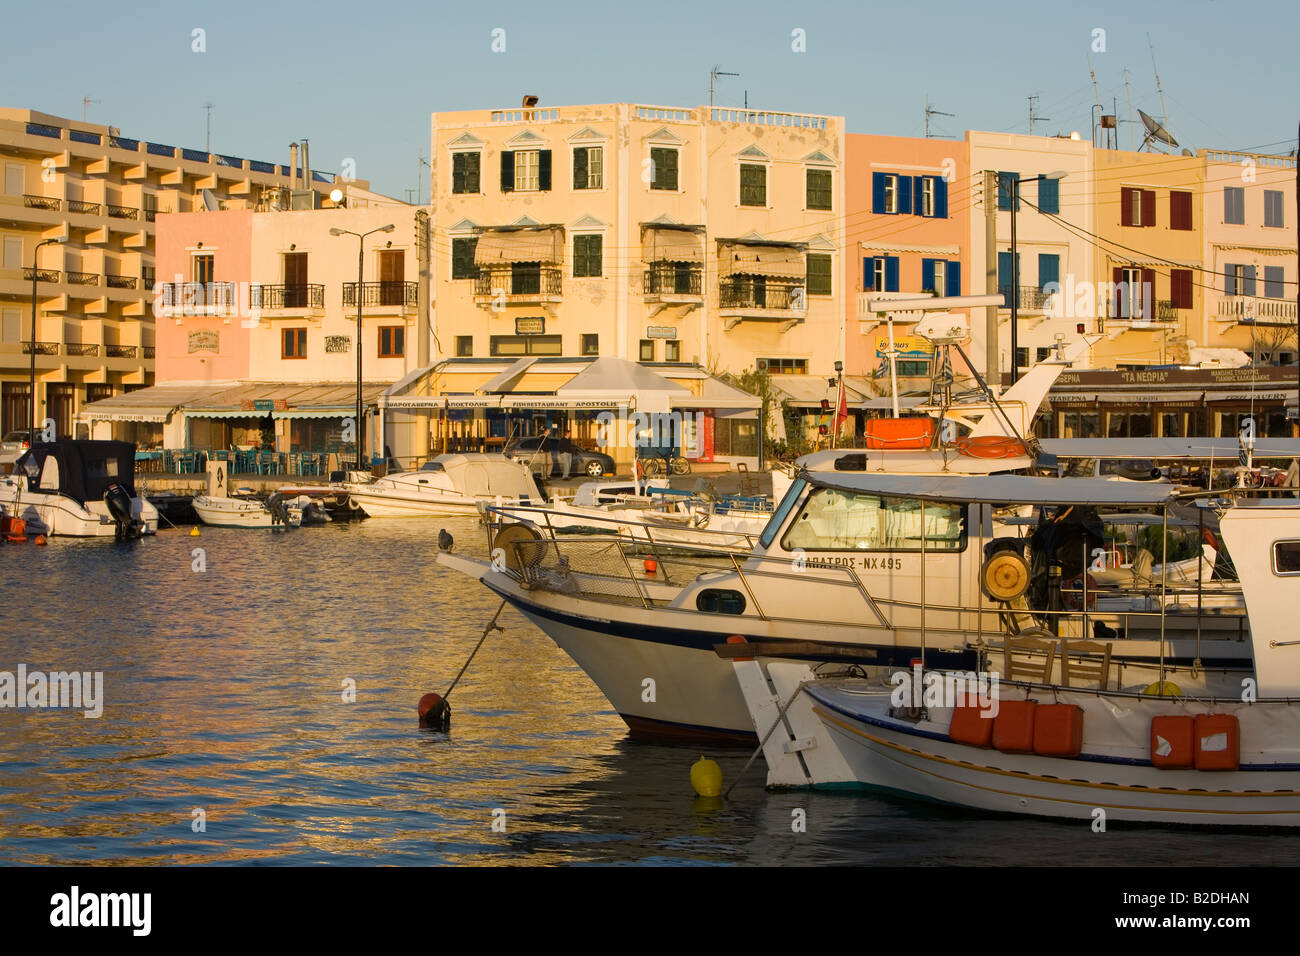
xmin=187 ymin=330 xmax=219 ymax=353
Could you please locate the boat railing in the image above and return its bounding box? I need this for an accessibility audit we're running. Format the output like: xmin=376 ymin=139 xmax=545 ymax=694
xmin=483 ymin=502 xmax=763 ymax=553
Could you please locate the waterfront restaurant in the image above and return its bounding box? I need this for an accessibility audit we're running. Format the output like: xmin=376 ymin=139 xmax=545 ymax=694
xmin=378 ymin=356 xmax=762 ymax=471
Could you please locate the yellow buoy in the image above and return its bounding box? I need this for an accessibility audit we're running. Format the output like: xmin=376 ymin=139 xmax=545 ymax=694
xmin=1143 ymin=680 xmax=1182 ymax=697
xmin=190 ymin=526 xmax=200 ymax=536
xmin=690 ymin=756 xmax=722 ymax=797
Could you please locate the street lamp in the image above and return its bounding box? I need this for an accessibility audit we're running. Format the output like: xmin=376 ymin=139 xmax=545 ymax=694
xmin=330 ymin=223 xmax=395 ymax=470
xmin=30 ymin=236 xmax=65 ymax=444
xmin=1006 ymin=170 xmax=1066 ymax=384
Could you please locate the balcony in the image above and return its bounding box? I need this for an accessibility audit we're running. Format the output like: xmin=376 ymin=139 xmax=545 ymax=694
xmin=157 ymin=281 xmax=240 ymax=317
xmin=105 ymin=345 xmax=138 ymax=359
xmin=65 ymin=343 xmax=100 ymax=357
xmin=1156 ymin=300 xmax=1178 ymax=322
xmin=342 ymin=281 xmax=418 ymax=310
xmin=66 ymin=271 xmax=99 ymax=286
xmin=643 ymin=264 xmax=703 ymax=298
xmin=143 ymin=346 xmax=155 ymax=359
xmin=473 ymin=266 xmax=563 ymax=306
xmin=67 ymin=200 xmax=102 ymax=216
xmin=999 ymin=285 xmax=1054 ymax=313
xmin=106 ymin=204 xmax=139 ymax=220
xmin=22 ymin=342 xmax=60 ymax=355
xmin=23 ymin=195 xmax=61 ymax=211
xmin=718 ymin=275 xmax=807 ymax=331
xmin=1217 ymin=295 xmax=1298 ymax=326
xmin=22 ymin=267 xmax=60 ymax=283
xmin=106 ymin=274 xmax=138 ymax=290
xmin=251 ymin=283 xmax=325 ymax=311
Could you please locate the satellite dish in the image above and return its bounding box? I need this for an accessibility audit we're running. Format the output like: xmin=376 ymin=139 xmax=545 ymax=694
xmin=1181 ymin=148 xmax=1193 ymax=157
xmin=1138 ymin=109 xmax=1179 ymax=150
xmin=201 ymin=188 xmax=220 ymax=211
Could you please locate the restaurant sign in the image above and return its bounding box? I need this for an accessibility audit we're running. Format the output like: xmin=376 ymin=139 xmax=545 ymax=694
xmin=515 ymin=317 xmax=545 ymax=335
xmin=187 ymin=330 xmax=219 ymax=353
xmin=647 ymin=326 xmax=677 ymax=339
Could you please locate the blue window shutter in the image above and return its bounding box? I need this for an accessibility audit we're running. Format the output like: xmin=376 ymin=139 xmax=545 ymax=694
xmin=863 ymin=257 xmax=875 ymax=290
xmin=946 ymin=260 xmax=961 ymax=295
xmin=898 ymin=176 xmax=913 ymax=215
xmin=997 ymin=172 xmax=1013 ymax=210
xmin=1038 ymin=254 xmax=1060 ymax=291
xmin=934 ymin=177 xmax=948 ymax=218
xmin=1039 ymin=178 xmax=1059 ymax=215
xmin=998 ymin=251 xmax=1013 ymax=287
xmin=921 ymin=258 xmax=936 ymax=292
xmin=872 ymin=173 xmax=886 ymax=213
xmin=913 ymin=177 xmax=924 ymax=216
xmin=1243 ymin=265 xmax=1257 ymax=297
xmin=885 ymin=256 xmax=900 ymax=292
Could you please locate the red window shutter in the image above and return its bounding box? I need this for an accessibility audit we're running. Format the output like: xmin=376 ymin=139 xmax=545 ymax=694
xmin=1142 ymin=268 xmax=1156 ymax=319
xmin=1170 ymin=191 xmax=1191 ymax=230
xmin=1120 ymin=188 xmax=1134 ymax=227
xmin=1141 ymin=190 xmax=1156 ymax=228
xmin=1113 ymin=267 xmax=1125 ymax=318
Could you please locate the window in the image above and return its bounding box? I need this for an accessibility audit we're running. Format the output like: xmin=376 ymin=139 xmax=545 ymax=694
xmin=455 ymin=335 xmax=473 ymax=357
xmin=1274 ymin=541 xmax=1300 ymax=575
xmin=1038 ymin=253 xmax=1060 ymax=292
xmin=1170 ymin=190 xmax=1193 ymax=230
xmin=664 ymin=339 xmax=681 ymax=362
xmin=1120 ymin=187 xmax=1156 ymax=227
xmin=1060 ymin=411 xmax=1100 ymax=438
xmin=452 ymin=152 xmax=480 ymax=194
xmin=2 ymin=236 xmax=21 ymax=270
xmin=1171 ymin=269 xmax=1194 ymax=310
xmin=580 ymin=333 xmax=599 ymax=356
xmin=740 ymin=164 xmax=766 ymax=207
xmin=283 ymin=251 xmax=308 ymax=307
xmin=1265 ymin=190 xmax=1285 ymax=228
xmin=1035 ymin=347 xmax=1052 ymax=362
xmin=921 ymin=258 xmax=953 ymax=296
xmin=650 ymin=147 xmax=678 ymax=191
xmin=862 ymin=256 xmax=898 ymax=292
xmin=511 ymin=261 xmax=541 ymax=295
xmin=1014 ymin=347 xmax=1028 ymax=369
xmin=639 ymin=339 xmax=655 ymax=361
xmin=696 ymin=589 xmax=746 ymax=614
xmin=573 ymin=234 xmax=603 ymax=277
xmin=1225 ymin=264 xmax=1256 ymax=296
xmin=997 ymin=172 xmax=1019 ymax=211
xmin=4 ymin=163 xmax=23 ymax=196
xmin=282 ymin=327 xmax=307 ymax=359
xmin=1224 ymin=186 xmax=1245 ymax=225
xmin=1038 ymin=177 xmax=1059 ymax=215
xmin=781 ymin=488 xmax=966 ymax=553
xmin=192 ymin=253 xmax=214 ymax=284
xmin=879 ymin=173 xmax=901 ymax=213
xmin=489 ymin=334 xmax=562 ymax=356
xmin=573 ymin=146 xmax=603 ymax=189
xmin=919 ymin=176 xmax=935 ymax=217
xmin=806 ymin=168 xmax=832 ymax=210
xmin=501 ymin=149 xmax=551 ymax=192
xmin=1114 ymin=266 xmax=1152 ymax=319
xmin=805 ymin=254 xmax=832 ymax=296
xmin=757 ymin=358 xmax=807 ymax=374
xmin=451 ymin=237 xmax=479 ymax=279
xmin=378 ymin=326 xmax=404 ymax=358
xmin=1265 ymin=266 xmax=1286 ymax=299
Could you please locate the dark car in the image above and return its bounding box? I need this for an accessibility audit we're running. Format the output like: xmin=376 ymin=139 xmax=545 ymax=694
xmin=503 ymin=435 xmax=614 ymax=478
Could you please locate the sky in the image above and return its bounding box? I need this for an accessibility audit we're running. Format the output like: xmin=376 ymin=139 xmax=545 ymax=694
xmin=3 ymin=0 xmax=1296 ymax=200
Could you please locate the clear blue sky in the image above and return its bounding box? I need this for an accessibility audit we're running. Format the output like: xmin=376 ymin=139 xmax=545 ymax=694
xmin=4 ymin=0 xmax=1296 ymax=199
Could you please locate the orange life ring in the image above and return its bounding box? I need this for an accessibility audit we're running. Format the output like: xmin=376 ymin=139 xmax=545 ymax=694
xmin=1201 ymin=526 xmax=1218 ymax=551
xmin=1061 ymin=572 xmax=1098 ymax=610
xmin=955 ymin=435 xmax=1028 ymax=459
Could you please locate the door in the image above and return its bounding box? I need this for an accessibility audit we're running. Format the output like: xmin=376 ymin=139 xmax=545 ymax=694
xmin=283 ymin=252 xmax=308 ymax=308
xmin=378 ymin=250 xmax=404 ymax=306
xmin=2 ymin=382 xmax=30 ymax=435
xmin=46 ymin=384 xmax=76 ymax=438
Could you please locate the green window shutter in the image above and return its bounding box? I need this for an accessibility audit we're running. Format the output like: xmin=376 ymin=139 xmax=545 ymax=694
xmin=807 ymin=169 xmax=832 ymax=210
xmin=466 ymin=152 xmax=480 ymax=193
xmin=573 ymin=235 xmax=603 ymax=277
xmin=573 ymin=148 xmax=588 ymax=189
xmin=806 ymin=254 xmax=832 ymax=295
xmin=452 ymin=237 xmax=478 ymax=279
xmin=452 ymin=153 xmax=465 ymax=194
xmin=500 ymin=151 xmax=514 ymax=192
xmin=651 ymin=148 xmax=679 ymax=190
xmin=538 ymin=150 xmax=552 ymax=191
xmin=741 ymin=164 xmax=766 ymax=206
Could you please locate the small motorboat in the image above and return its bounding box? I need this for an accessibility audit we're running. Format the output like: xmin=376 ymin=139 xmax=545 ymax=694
xmin=341 ymin=453 xmax=544 ymax=518
xmin=193 ymin=491 xmax=302 ymax=529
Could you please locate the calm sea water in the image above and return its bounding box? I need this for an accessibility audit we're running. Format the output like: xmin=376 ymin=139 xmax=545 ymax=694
xmin=2 ymin=516 xmax=1299 ymax=866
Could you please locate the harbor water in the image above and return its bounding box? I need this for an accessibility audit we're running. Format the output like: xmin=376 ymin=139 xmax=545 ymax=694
xmin=3 ymin=517 xmax=1300 ymax=865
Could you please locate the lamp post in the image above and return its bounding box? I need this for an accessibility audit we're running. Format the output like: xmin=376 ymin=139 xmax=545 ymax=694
xmin=1006 ymin=170 xmax=1066 ymax=384
xmin=30 ymin=236 xmax=65 ymax=444
xmin=330 ymin=223 xmax=394 ymax=469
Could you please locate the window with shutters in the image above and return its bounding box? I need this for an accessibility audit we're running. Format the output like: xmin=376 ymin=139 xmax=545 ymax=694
xmin=1170 ymin=269 xmax=1194 ymax=310
xmin=919 ymin=177 xmax=935 ymax=217
xmin=573 ymin=234 xmax=603 ymax=278
xmin=455 ymin=335 xmax=473 ymax=357
xmin=805 ymin=254 xmax=832 ymax=296
xmin=580 ymin=333 xmax=599 ymax=356
xmin=378 ymin=326 xmax=404 ymax=358
xmin=1265 ymin=190 xmax=1285 ymax=228
xmin=192 ymin=253 xmax=215 ymax=284
xmin=650 ymin=147 xmax=679 ymax=191
xmin=806 ymin=168 xmax=832 ymax=210
xmin=1224 ymin=264 xmax=1256 ymax=297
xmin=452 ymin=152 xmax=480 ymax=194
xmin=883 ymin=174 xmax=899 ymax=214
xmin=665 ymin=339 xmax=681 ymax=362
xmin=921 ymin=258 xmax=947 ymax=296
xmin=1038 ymin=254 xmax=1060 ymax=292
xmin=1224 ymin=186 xmax=1245 ymax=225
xmin=1120 ymin=187 xmax=1156 ymax=227
xmin=639 ymin=339 xmax=655 ymax=361
xmin=1265 ymin=266 xmax=1286 ymax=299
xmin=997 ymin=172 xmax=1019 ymax=211
xmin=451 ymin=237 xmax=478 ymax=279
xmin=573 ymin=146 xmax=602 ymax=190
xmin=1170 ymin=190 xmax=1193 ymax=230
xmin=514 ymin=150 xmax=540 ymax=191
xmin=282 ymin=327 xmax=307 ymax=359
xmin=1038 ymin=178 xmax=1059 ymax=215
xmin=740 ymin=164 xmax=766 ymax=207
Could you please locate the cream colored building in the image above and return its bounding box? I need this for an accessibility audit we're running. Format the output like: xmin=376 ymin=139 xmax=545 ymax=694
xmin=0 ymin=107 xmax=356 ymax=439
xmin=428 ymin=102 xmax=846 ymax=381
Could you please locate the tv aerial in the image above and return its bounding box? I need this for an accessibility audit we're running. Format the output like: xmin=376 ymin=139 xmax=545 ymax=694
xmin=1138 ymin=109 xmax=1179 ymax=152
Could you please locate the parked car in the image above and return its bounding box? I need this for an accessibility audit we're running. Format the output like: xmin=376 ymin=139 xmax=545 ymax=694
xmin=503 ymin=435 xmax=614 ymax=478
xmin=0 ymin=430 xmax=31 ymax=466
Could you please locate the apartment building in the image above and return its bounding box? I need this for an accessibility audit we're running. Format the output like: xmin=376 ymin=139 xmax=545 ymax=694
xmin=0 ymin=107 xmax=357 ymax=438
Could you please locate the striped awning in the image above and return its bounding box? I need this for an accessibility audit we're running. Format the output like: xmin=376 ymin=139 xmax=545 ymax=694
xmin=474 ymin=226 xmax=563 ymax=265
xmin=717 ymin=239 xmax=806 ymax=277
xmin=641 ymin=224 xmax=705 ymax=263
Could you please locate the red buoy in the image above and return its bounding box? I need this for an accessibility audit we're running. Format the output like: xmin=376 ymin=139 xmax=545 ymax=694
xmin=644 ymin=557 xmax=658 ymax=575
xmin=33 ymin=535 xmax=47 ymax=546
xmin=418 ymin=692 xmax=451 ymax=731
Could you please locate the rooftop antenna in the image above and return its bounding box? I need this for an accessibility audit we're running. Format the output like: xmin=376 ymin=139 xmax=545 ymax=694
xmin=709 ymin=65 xmax=739 ymax=108
xmin=924 ymin=95 xmax=954 ymax=138
xmin=203 ymin=102 xmax=215 ymax=153
xmin=82 ymin=96 xmax=101 ymax=122
xmin=1087 ymin=53 xmax=1104 ymax=146
xmin=1123 ymin=68 xmax=1136 ymax=150
xmin=1027 ymin=95 xmax=1048 ymax=136
xmin=1147 ymin=33 xmax=1170 ymax=133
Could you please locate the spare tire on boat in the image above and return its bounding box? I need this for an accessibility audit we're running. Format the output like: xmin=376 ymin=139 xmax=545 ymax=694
xmin=493 ymin=522 xmax=545 ymax=574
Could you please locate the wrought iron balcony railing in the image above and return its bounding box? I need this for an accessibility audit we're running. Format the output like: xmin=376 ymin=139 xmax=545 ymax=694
xmin=143 ymin=346 xmax=156 ymax=359
xmin=342 ymin=281 xmax=418 ymax=308
xmin=1156 ymin=299 xmax=1178 ymax=322
xmin=643 ymin=264 xmax=703 ymax=296
xmin=106 ymin=204 xmax=139 ymax=220
xmin=67 ymin=199 xmax=102 ymax=216
xmin=251 ymin=283 xmax=325 ymax=310
xmin=473 ymin=266 xmax=563 ymax=301
xmin=999 ymin=285 xmax=1054 ymax=311
xmin=65 ymin=343 xmax=100 ymax=357
xmin=718 ymin=275 xmax=806 ymax=311
xmin=106 ymin=275 xmax=137 ymax=289
xmin=23 ymin=195 xmax=61 ymax=211
xmin=66 ymin=271 xmax=99 ymax=285
xmin=157 ymin=281 xmax=239 ymax=312
xmin=22 ymin=268 xmax=60 ymax=283
xmin=105 ymin=345 xmax=138 ymax=359
xmin=21 ymin=342 xmax=60 ymax=355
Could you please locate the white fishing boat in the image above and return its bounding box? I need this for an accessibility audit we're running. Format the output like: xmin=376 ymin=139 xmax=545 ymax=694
xmin=342 ymin=453 xmax=544 ymax=518
xmin=193 ymin=492 xmax=302 ymax=529
xmin=0 ymin=440 xmax=158 ymax=538
xmin=726 ymin=500 xmax=1300 ymax=827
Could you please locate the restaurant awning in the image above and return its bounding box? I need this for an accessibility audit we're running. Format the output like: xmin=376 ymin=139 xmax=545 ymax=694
xmin=769 ymin=375 xmax=871 ymax=408
xmin=641 ymin=223 xmax=705 ymax=263
xmin=557 ymin=356 xmax=690 ymax=414
xmin=672 ymin=376 xmax=761 ymax=413
xmin=473 ymin=225 xmax=564 ymax=265
xmin=77 ymin=381 xmax=239 ymax=423
xmin=81 ymin=380 xmax=389 ymax=422
xmin=717 ymin=239 xmax=806 ymax=277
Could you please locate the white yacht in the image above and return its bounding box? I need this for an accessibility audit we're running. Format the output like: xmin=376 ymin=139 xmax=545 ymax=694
xmin=193 ymin=492 xmax=303 ymax=529
xmin=342 ymin=453 xmax=544 ymax=518
xmin=0 ymin=440 xmax=158 ymax=538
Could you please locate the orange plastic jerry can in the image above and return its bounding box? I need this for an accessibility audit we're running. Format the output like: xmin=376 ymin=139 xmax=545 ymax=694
xmin=1149 ymin=715 xmax=1196 ymax=769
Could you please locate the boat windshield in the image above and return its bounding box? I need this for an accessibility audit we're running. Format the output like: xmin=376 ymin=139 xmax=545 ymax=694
xmin=781 ymin=488 xmax=966 ymax=552
xmin=419 ymin=461 xmax=446 ymax=472
xmin=760 ymin=477 xmax=807 ymax=549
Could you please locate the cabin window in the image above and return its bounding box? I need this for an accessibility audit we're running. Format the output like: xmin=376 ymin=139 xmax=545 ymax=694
xmin=1274 ymin=541 xmax=1300 ymax=575
xmin=696 ymin=589 xmax=747 ymax=615
xmin=760 ymin=477 xmax=807 ymax=548
xmin=780 ymin=488 xmax=966 ymax=552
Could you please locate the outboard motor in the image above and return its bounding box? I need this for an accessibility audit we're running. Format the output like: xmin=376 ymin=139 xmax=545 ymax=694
xmin=103 ymin=482 xmax=142 ymax=541
xmin=265 ymin=492 xmax=292 ymax=528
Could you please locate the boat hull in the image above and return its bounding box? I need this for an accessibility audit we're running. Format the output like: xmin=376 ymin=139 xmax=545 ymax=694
xmin=193 ymin=496 xmax=302 ymax=528
xmin=3 ymin=492 xmax=158 ymax=537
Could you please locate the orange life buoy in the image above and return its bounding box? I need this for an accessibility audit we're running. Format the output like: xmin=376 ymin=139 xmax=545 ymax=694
xmin=1061 ymin=572 xmax=1098 ymax=610
xmin=955 ymin=435 xmax=1028 ymax=459
xmin=1201 ymin=526 xmax=1218 ymax=551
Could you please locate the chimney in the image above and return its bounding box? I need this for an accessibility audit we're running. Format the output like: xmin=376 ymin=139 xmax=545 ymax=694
xmin=289 ymin=142 xmax=299 ymax=189
xmin=301 ymin=139 xmax=309 ymax=190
